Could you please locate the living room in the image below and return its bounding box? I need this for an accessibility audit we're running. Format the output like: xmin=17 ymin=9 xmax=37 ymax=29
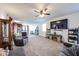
xmin=0 ymin=3 xmax=79 ymax=56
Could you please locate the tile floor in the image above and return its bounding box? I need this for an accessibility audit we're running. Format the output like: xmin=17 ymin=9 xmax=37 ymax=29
xmin=12 ymin=35 xmax=63 ymax=56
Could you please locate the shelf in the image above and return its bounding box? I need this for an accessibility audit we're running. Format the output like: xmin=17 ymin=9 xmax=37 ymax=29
xmin=69 ymin=29 xmax=78 ymax=31
xmin=68 ymin=28 xmax=79 ymax=44
xmin=68 ymin=33 xmax=78 ymax=35
xmin=68 ymin=38 xmax=77 ymax=40
xmin=68 ymin=40 xmax=75 ymax=43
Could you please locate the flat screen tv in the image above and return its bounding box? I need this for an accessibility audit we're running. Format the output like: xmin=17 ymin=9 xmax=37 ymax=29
xmin=50 ymin=19 xmax=68 ymax=29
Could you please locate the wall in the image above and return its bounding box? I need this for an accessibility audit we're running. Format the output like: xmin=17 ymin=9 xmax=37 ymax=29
xmin=46 ymin=12 xmax=79 ymax=43
xmin=38 ymin=12 xmax=79 ymax=42
xmin=46 ymin=12 xmax=79 ymax=29
xmin=38 ymin=23 xmax=46 ymax=37
xmin=0 ymin=12 xmax=8 ymax=19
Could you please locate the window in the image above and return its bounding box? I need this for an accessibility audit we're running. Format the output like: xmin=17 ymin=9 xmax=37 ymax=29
xmin=22 ymin=25 xmax=27 ymax=31
xmin=42 ymin=23 xmax=46 ymax=32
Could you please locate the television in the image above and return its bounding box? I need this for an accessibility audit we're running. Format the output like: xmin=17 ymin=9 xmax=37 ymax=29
xmin=50 ymin=19 xmax=68 ymax=29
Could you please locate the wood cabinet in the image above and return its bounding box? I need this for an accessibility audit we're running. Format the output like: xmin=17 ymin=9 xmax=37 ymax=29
xmin=12 ymin=22 xmax=22 ymax=35
xmin=0 ymin=19 xmax=12 ymax=50
xmin=0 ymin=20 xmax=3 ymax=48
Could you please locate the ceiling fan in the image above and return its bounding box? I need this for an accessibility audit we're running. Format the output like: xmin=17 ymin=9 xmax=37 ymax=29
xmin=34 ymin=8 xmax=50 ymax=17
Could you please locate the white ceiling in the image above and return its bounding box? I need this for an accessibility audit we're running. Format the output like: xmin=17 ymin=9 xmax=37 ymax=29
xmin=0 ymin=3 xmax=79 ymax=24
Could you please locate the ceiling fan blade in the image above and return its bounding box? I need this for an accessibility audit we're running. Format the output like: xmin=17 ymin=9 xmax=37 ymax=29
xmin=44 ymin=13 xmax=50 ymax=15
xmin=35 ymin=15 xmax=39 ymax=17
xmin=40 ymin=10 xmax=43 ymax=15
xmin=34 ymin=10 xmax=40 ymax=13
xmin=44 ymin=8 xmax=47 ymax=11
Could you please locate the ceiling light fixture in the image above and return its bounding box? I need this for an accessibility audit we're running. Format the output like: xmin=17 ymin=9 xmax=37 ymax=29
xmin=34 ymin=8 xmax=50 ymax=17
xmin=39 ymin=14 xmax=45 ymax=17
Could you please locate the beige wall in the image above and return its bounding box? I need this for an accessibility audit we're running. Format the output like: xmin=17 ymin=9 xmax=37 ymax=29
xmin=38 ymin=24 xmax=46 ymax=37
xmin=38 ymin=12 xmax=79 ymax=43
xmin=46 ymin=12 xmax=79 ymax=29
